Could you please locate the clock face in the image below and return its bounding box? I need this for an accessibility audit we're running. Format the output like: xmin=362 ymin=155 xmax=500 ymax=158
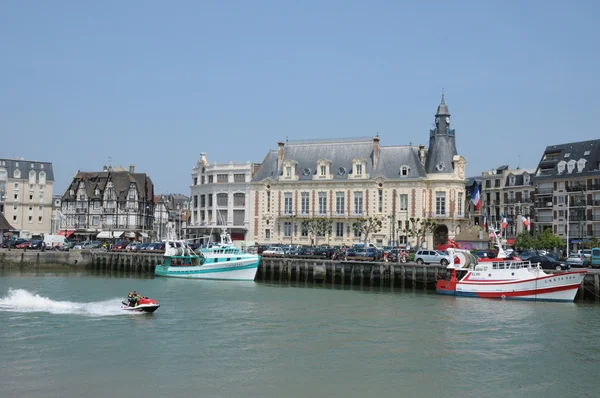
xmin=436 ymin=162 xmax=445 ymax=171
xmin=445 ymin=117 xmax=450 ymax=124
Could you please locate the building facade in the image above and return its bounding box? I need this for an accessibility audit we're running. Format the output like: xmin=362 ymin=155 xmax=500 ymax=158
xmin=249 ymin=96 xmax=468 ymax=249
xmin=0 ymin=158 xmax=55 ymax=237
xmin=187 ymin=153 xmax=258 ymax=245
xmin=480 ymin=166 xmax=535 ymax=239
xmin=533 ymin=140 xmax=600 ymax=250
xmin=153 ymin=193 xmax=189 ymax=240
xmin=60 ymin=165 xmax=154 ymax=241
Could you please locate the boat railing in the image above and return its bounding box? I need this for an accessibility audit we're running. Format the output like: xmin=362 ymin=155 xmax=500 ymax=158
xmin=475 ymin=260 xmax=540 ymax=271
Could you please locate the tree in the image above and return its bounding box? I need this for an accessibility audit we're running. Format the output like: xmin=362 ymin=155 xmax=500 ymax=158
xmin=402 ymin=217 xmax=437 ymax=249
xmin=513 ymin=231 xmax=533 ymax=251
xmin=352 ymin=217 xmax=383 ymax=246
xmin=301 ymin=218 xmax=332 ymax=246
xmin=532 ymin=229 xmax=565 ymax=251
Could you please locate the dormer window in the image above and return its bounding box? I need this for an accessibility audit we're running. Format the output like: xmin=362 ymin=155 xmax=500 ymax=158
xmin=39 ymin=171 xmax=46 ymax=185
xmin=584 ymin=150 xmax=590 ymax=156
xmin=564 ymin=153 xmax=570 ymax=158
xmin=29 ymin=170 xmax=36 ymax=184
xmin=14 ymin=169 xmax=21 ymax=179
xmin=313 ymin=159 xmax=332 ymax=180
xmin=95 ymin=188 xmax=100 ymax=196
xmin=281 ymin=160 xmax=298 ymax=181
xmin=400 ymin=165 xmax=410 ymax=176
xmin=350 ymin=158 xmax=368 ymax=179
xmin=557 ymin=161 xmax=566 ymax=175
xmin=286 ymin=166 xmax=292 ymax=177
xmin=567 ymin=159 xmax=576 ymax=173
xmin=509 ymin=176 xmax=516 ymax=186
xmin=577 ymin=158 xmax=586 ymax=173
xmin=523 ymin=174 xmax=530 ymax=185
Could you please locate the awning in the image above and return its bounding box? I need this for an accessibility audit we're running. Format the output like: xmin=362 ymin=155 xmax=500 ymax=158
xmin=96 ymin=231 xmax=124 ymax=239
xmin=506 ymin=239 xmax=516 ymax=245
xmin=140 ymin=232 xmax=148 ymax=238
xmin=125 ymin=232 xmax=136 ymax=238
xmin=57 ymin=229 xmax=75 ymax=238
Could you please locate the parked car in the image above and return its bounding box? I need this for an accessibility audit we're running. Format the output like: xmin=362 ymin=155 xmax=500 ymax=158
xmin=125 ymin=242 xmax=141 ymax=252
xmin=415 ymin=250 xmax=451 ymax=265
xmin=30 ymin=240 xmax=44 ymax=250
xmin=111 ymin=241 xmax=129 ymax=251
xmin=528 ymin=255 xmax=570 ymax=271
xmin=262 ymin=247 xmax=286 ymax=256
xmin=73 ymin=240 xmax=101 ymax=250
xmin=6 ymin=238 xmax=29 ymax=248
xmin=246 ymin=245 xmax=258 ymax=254
xmin=566 ymin=254 xmax=585 ymax=266
xmin=16 ymin=240 xmax=32 ymax=249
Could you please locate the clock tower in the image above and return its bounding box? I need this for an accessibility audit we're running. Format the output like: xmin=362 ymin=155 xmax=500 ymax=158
xmin=425 ymin=93 xmax=458 ymax=174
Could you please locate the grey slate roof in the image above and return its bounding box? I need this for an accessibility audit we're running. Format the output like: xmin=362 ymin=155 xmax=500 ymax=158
xmin=436 ymin=94 xmax=450 ymax=116
xmin=252 ymin=138 xmax=427 ymax=182
xmin=504 ymin=168 xmax=535 ymax=186
xmin=0 ymin=158 xmax=55 ymax=182
xmin=424 ymin=132 xmax=458 ymax=174
xmin=62 ymin=169 xmax=154 ymax=202
xmin=0 ymin=212 xmax=14 ymax=231
xmin=534 ymin=139 xmax=600 ymax=179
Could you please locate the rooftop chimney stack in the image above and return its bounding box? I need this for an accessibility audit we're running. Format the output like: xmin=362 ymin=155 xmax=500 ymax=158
xmin=129 ymin=164 xmax=135 ymax=174
xmin=277 ymin=141 xmax=285 ymax=170
xmin=419 ymin=145 xmax=426 ymax=166
xmin=373 ymin=136 xmax=380 ymax=168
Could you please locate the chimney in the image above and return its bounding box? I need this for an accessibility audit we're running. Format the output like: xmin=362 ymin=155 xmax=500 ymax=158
xmin=418 ymin=145 xmax=426 ymax=166
xmin=277 ymin=141 xmax=285 ymax=170
xmin=200 ymin=152 xmax=209 ymax=166
xmin=373 ymin=136 xmax=380 ymax=168
xmin=129 ymin=164 xmax=135 ymax=174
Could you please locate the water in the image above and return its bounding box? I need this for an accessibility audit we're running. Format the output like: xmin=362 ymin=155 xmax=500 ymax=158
xmin=1 ymin=271 xmax=600 ymax=398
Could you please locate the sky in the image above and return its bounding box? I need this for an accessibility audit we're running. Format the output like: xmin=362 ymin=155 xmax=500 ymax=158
xmin=2 ymin=0 xmax=599 ymax=195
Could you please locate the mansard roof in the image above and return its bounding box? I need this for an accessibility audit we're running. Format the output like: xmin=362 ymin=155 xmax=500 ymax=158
xmin=252 ymin=137 xmax=427 ymax=182
xmin=505 ymin=168 xmax=535 ymax=186
xmin=534 ymin=139 xmax=600 ymax=179
xmin=0 ymin=158 xmax=55 ymax=182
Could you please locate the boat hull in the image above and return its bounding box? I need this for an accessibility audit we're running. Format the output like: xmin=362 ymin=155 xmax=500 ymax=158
xmin=154 ymin=258 xmax=259 ymax=281
xmin=120 ymin=303 xmax=160 ymax=313
xmin=437 ymin=271 xmax=586 ymax=302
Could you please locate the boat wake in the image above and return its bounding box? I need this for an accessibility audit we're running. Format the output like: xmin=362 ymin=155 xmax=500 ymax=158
xmin=0 ymin=288 xmax=134 ymax=316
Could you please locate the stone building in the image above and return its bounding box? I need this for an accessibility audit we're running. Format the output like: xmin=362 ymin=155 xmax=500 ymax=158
xmin=248 ymin=96 xmax=468 ymax=249
xmin=480 ymin=165 xmax=535 ymax=241
xmin=533 ymin=139 xmax=600 ymax=250
xmin=60 ymin=164 xmax=154 ymax=241
xmin=187 ymin=153 xmax=259 ymax=245
xmin=0 ymin=158 xmax=55 ymax=237
xmin=154 ymin=193 xmax=189 ymax=240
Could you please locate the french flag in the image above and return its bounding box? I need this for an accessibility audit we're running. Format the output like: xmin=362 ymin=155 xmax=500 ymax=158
xmin=483 ymin=211 xmax=487 ymax=230
xmin=522 ymin=216 xmax=530 ymax=231
xmin=501 ymin=217 xmax=508 ymax=229
xmin=471 ymin=185 xmax=481 ymax=210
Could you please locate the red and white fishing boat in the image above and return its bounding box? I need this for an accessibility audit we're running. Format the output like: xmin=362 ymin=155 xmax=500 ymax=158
xmin=436 ymin=229 xmax=587 ymax=302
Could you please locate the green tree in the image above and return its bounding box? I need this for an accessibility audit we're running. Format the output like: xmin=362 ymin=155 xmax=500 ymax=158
xmin=513 ymin=231 xmax=534 ymax=251
xmin=352 ymin=217 xmax=383 ymax=246
xmin=403 ymin=217 xmax=437 ymax=249
xmin=301 ymin=218 xmax=332 ymax=246
xmin=532 ymin=229 xmax=565 ymax=251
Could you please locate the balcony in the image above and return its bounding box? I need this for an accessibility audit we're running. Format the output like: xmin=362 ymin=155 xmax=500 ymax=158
xmin=590 ymin=214 xmax=600 ymax=221
xmin=103 ymin=208 xmax=116 ymax=214
xmin=535 ymin=188 xmax=553 ymax=195
xmin=536 ymin=216 xmax=553 ymax=223
xmin=588 ymin=199 xmax=600 ymax=206
xmin=535 ymin=201 xmax=553 ymax=208
xmin=587 ymin=183 xmax=600 ymax=191
xmin=566 ymin=185 xmax=586 ymax=192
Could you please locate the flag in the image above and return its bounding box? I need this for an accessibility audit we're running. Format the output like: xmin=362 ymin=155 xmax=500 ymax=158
xmin=483 ymin=211 xmax=487 ymax=230
xmin=526 ymin=216 xmax=531 ymax=231
xmin=471 ymin=185 xmax=481 ymax=210
xmin=501 ymin=217 xmax=508 ymax=229
xmin=521 ymin=215 xmax=530 ymax=228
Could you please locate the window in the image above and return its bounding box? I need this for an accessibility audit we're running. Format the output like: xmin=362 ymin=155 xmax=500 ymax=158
xmin=234 ymin=174 xmax=245 ymax=182
xmin=494 ymin=179 xmax=500 ymax=187
xmin=356 ymin=164 xmax=362 ymax=175
xmin=523 ymin=190 xmax=529 ymax=201
xmin=558 ymin=210 xmax=564 ymax=218
xmin=523 ymin=174 xmax=530 ymax=185
xmin=285 ymin=166 xmax=292 ymax=177
xmin=318 ymin=192 xmax=327 ymax=215
xmin=577 ymin=159 xmax=586 ymax=173
xmin=301 ymin=226 xmax=308 ymax=237
xmin=320 ymin=165 xmax=326 ymax=176
xmin=28 ymin=215 xmax=33 ymax=223
xmin=200 ymin=195 xmax=206 ymax=207
xmin=217 ymin=193 xmax=228 ymax=206
xmin=336 ymin=222 xmax=344 ymax=237
xmin=336 ymin=192 xmax=344 ymax=215
xmin=233 ymin=210 xmax=245 ymax=225
xmin=14 ymin=169 xmax=21 ymax=178
xmin=354 ymin=228 xmax=362 ymax=238
xmin=12 ymin=204 xmax=16 ymax=211
xmin=284 ymin=192 xmax=293 ymax=214
xmin=29 ymin=170 xmax=36 ymax=184
xmin=436 ymin=192 xmax=446 ymax=215
xmin=217 ymin=174 xmax=228 ymax=183
xmin=208 ymin=175 xmax=213 ymax=183
xmin=400 ymin=165 xmax=410 ymax=176
xmin=14 ymin=182 xmax=19 ymax=190
xmin=233 ymin=193 xmax=245 ymax=207
xmin=29 ymin=194 xmax=33 ymax=200
xmin=38 ymin=205 xmax=42 ymax=212
xmin=509 ymin=176 xmax=515 ymax=186
xmin=284 ymin=222 xmax=292 ymax=237
xmin=458 ymin=193 xmax=463 ymax=216
xmin=567 ymin=160 xmax=575 ymax=173
xmin=354 ymin=192 xmax=363 ymax=215
xmin=201 ymin=176 xmax=205 ymax=184
xmin=38 ymin=216 xmax=43 ymax=223
xmin=266 ymin=191 xmax=271 ymax=212
xmin=92 ymin=215 xmax=100 ymax=226
xmin=485 ymin=180 xmax=491 ymax=188
xmin=265 ymin=229 xmax=271 ymax=240
xmin=208 ymin=194 xmax=213 ymax=207
xmin=378 ymin=190 xmax=383 ymax=213
xmin=129 ymin=184 xmax=136 ymax=200
xmin=399 ymin=194 xmax=408 ymax=211
xmin=13 ymin=215 xmax=16 ymax=221
xmin=557 ymin=161 xmax=566 ymax=175
xmin=93 ymin=200 xmax=101 ymax=209
xmin=300 ymin=192 xmax=310 ymax=215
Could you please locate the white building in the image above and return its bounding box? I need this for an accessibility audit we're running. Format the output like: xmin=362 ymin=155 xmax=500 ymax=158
xmin=0 ymin=158 xmax=55 ymax=238
xmin=248 ymin=96 xmax=468 ymax=249
xmin=187 ymin=153 xmax=259 ymax=246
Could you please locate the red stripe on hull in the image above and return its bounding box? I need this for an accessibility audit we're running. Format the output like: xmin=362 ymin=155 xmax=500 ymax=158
xmin=472 ymin=283 xmax=581 ymax=298
xmin=461 ymin=271 xmax=585 ymax=285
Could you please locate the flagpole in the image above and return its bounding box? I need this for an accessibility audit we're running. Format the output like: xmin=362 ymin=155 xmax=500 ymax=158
xmin=566 ymin=195 xmax=569 ymax=257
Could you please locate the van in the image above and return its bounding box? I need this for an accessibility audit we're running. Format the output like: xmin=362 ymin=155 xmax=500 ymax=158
xmin=43 ymin=234 xmax=66 ymax=250
xmin=591 ymin=248 xmax=600 ymax=268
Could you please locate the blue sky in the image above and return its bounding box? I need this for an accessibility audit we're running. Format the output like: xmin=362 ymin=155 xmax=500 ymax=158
xmin=2 ymin=0 xmax=599 ymax=194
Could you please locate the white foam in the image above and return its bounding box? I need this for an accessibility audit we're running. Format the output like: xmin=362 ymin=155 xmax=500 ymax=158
xmin=0 ymin=288 xmax=133 ymax=317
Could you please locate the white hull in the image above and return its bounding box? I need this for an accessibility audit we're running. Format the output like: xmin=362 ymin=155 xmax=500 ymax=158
xmin=455 ymin=271 xmax=586 ymax=302
xmin=155 ymin=258 xmax=259 ymax=281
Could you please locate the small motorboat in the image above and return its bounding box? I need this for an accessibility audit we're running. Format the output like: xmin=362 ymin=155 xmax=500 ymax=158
xmin=120 ymin=296 xmax=160 ymax=313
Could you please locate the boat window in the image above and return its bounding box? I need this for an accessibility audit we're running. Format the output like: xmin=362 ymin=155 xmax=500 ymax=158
xmin=227 ymin=258 xmax=231 ymax=261
xmin=237 ymin=257 xmax=241 ymax=260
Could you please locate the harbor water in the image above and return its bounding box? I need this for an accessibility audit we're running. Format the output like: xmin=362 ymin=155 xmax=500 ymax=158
xmin=1 ymin=270 xmax=599 ymax=398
